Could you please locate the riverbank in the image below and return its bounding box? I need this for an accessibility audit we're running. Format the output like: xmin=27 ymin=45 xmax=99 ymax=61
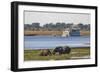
xmin=24 ymin=30 xmax=90 ymax=36
xmin=24 ymin=47 xmax=90 ymax=61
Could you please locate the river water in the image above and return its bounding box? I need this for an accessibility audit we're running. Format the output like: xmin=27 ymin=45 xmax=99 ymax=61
xmin=24 ymin=36 xmax=90 ymax=50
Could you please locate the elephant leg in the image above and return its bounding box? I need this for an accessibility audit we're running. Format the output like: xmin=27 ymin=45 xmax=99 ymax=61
xmin=59 ymin=52 xmax=62 ymax=55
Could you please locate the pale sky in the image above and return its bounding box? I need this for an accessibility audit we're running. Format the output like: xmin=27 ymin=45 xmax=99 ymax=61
xmin=24 ymin=11 xmax=90 ymax=26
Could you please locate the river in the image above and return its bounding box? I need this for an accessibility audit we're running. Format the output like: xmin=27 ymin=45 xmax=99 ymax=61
xmin=24 ymin=36 xmax=90 ymax=50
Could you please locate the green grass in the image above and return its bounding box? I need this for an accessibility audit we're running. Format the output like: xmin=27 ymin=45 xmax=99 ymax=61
xmin=24 ymin=47 xmax=90 ymax=61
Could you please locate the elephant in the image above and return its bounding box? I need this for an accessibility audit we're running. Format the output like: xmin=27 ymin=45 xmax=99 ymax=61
xmin=39 ymin=49 xmax=52 ymax=56
xmin=53 ymin=46 xmax=71 ymax=55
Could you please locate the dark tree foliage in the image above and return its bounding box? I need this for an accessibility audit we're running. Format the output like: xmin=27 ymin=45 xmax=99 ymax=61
xmin=24 ymin=22 xmax=90 ymax=31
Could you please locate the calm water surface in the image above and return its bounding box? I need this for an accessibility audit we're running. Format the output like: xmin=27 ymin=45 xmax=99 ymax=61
xmin=24 ymin=36 xmax=90 ymax=50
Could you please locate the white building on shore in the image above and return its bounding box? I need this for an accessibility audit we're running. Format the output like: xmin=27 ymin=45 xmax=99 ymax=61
xmin=62 ymin=25 xmax=80 ymax=37
xmin=62 ymin=28 xmax=70 ymax=37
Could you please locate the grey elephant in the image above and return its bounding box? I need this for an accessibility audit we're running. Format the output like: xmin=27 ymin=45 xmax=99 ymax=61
xmin=53 ymin=46 xmax=71 ymax=55
xmin=39 ymin=49 xmax=52 ymax=56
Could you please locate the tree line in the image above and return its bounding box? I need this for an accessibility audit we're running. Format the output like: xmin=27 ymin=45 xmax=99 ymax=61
xmin=24 ymin=22 xmax=90 ymax=31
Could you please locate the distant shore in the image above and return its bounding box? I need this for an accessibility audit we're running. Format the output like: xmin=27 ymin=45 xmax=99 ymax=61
xmin=24 ymin=30 xmax=90 ymax=36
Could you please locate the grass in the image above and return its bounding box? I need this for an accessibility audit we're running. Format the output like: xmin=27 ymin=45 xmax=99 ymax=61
xmin=80 ymin=31 xmax=90 ymax=36
xmin=24 ymin=47 xmax=90 ymax=61
xmin=25 ymin=30 xmax=90 ymax=36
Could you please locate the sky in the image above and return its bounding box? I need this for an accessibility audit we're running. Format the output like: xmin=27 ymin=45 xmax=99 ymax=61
xmin=24 ymin=11 xmax=90 ymax=26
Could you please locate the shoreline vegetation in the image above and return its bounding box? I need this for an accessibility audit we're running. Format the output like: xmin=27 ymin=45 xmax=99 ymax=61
xmin=24 ymin=30 xmax=90 ymax=36
xmin=24 ymin=22 xmax=90 ymax=36
xmin=24 ymin=47 xmax=90 ymax=61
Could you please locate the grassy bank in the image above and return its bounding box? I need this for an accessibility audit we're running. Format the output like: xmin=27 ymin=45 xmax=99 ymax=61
xmin=80 ymin=31 xmax=90 ymax=36
xmin=24 ymin=30 xmax=90 ymax=36
xmin=24 ymin=47 xmax=90 ymax=61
